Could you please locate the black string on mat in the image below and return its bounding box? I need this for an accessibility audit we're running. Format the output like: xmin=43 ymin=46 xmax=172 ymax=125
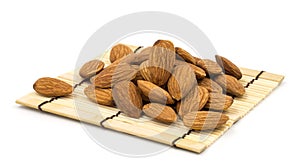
xmin=38 ymin=96 xmax=61 ymax=111
xmin=133 ymin=46 xmax=143 ymax=53
xmin=99 ymin=111 xmax=122 ymax=128
xmin=244 ymin=71 xmax=265 ymax=88
xmin=73 ymin=77 xmax=90 ymax=89
xmin=172 ymin=129 xmax=193 ymax=147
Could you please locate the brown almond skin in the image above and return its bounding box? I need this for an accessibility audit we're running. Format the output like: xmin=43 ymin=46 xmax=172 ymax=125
xmin=214 ymin=74 xmax=245 ymax=97
xmin=143 ymin=103 xmax=177 ymax=124
xmin=202 ymin=59 xmax=223 ymax=75
xmin=183 ymin=111 xmax=229 ymax=130
xmin=146 ymin=40 xmax=175 ymax=86
xmin=153 ymin=40 xmax=175 ymax=51
xmin=112 ymin=81 xmax=143 ymax=118
xmin=131 ymin=65 xmax=144 ymax=84
xmin=188 ymin=63 xmax=206 ymax=79
xmin=137 ymin=80 xmax=174 ymax=104
xmin=215 ymin=55 xmax=242 ymax=80
xmin=194 ymin=57 xmax=206 ymax=70
xmin=174 ymin=59 xmax=187 ymax=66
xmin=167 ymin=64 xmax=198 ymax=101
xmin=84 ymin=85 xmax=113 ymax=106
xmin=175 ymin=47 xmax=196 ymax=64
xmin=176 ymin=86 xmax=209 ymax=118
xmin=79 ymin=60 xmax=105 ymax=78
xmin=198 ymin=78 xmax=223 ymax=93
xmin=204 ymin=93 xmax=233 ymax=110
xmin=122 ymin=47 xmax=150 ymax=65
xmin=110 ymin=44 xmax=133 ymax=63
xmin=94 ymin=61 xmax=137 ymax=88
xmin=33 ymin=77 xmax=72 ymax=97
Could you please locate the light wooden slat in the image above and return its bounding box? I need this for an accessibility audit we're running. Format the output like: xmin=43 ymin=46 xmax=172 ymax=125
xmin=259 ymin=72 xmax=284 ymax=83
xmin=174 ymin=139 xmax=207 ymax=153
xmin=240 ymin=67 xmax=261 ymax=77
xmin=102 ymin=119 xmax=178 ymax=146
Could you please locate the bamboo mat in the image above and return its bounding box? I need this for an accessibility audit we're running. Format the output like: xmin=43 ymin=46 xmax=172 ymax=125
xmin=16 ymin=52 xmax=284 ymax=153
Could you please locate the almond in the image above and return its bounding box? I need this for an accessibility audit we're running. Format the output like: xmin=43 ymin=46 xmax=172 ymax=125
xmin=89 ymin=75 xmax=96 ymax=84
xmin=153 ymin=40 xmax=175 ymax=51
xmin=194 ymin=57 xmax=206 ymax=70
xmin=79 ymin=60 xmax=105 ymax=78
xmin=202 ymin=59 xmax=223 ymax=75
xmin=94 ymin=61 xmax=137 ymax=88
xmin=214 ymin=74 xmax=245 ymax=97
xmin=175 ymin=47 xmax=196 ymax=64
xmin=84 ymin=85 xmax=113 ymax=106
xmin=122 ymin=48 xmax=150 ymax=65
xmin=112 ymin=81 xmax=143 ymax=118
xmin=110 ymin=44 xmax=133 ymax=63
xmin=183 ymin=111 xmax=229 ymax=130
xmin=204 ymin=93 xmax=233 ymax=110
xmin=147 ymin=40 xmax=175 ymax=86
xmin=188 ymin=63 xmax=206 ymax=79
xmin=143 ymin=103 xmax=177 ymax=123
xmin=174 ymin=59 xmax=187 ymax=66
xmin=198 ymin=78 xmax=223 ymax=93
xmin=167 ymin=64 xmax=197 ymax=101
xmin=137 ymin=80 xmax=174 ymax=104
xmin=131 ymin=65 xmax=144 ymax=84
xmin=215 ymin=55 xmax=242 ymax=80
xmin=33 ymin=77 xmax=72 ymax=97
xmin=176 ymin=86 xmax=209 ymax=118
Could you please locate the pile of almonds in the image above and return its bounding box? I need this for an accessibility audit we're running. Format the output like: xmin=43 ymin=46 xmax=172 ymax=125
xmin=33 ymin=40 xmax=245 ymax=131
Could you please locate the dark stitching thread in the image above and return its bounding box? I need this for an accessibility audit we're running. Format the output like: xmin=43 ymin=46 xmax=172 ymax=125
xmin=244 ymin=71 xmax=265 ymax=88
xmin=100 ymin=111 xmax=122 ymax=128
xmin=172 ymin=129 xmax=193 ymax=147
xmin=74 ymin=77 xmax=90 ymax=89
xmin=134 ymin=46 xmax=143 ymax=53
xmin=38 ymin=96 xmax=61 ymax=111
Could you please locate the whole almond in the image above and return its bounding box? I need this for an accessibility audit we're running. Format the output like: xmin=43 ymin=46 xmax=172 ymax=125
xmin=143 ymin=103 xmax=177 ymax=123
xmin=153 ymin=40 xmax=175 ymax=51
xmin=188 ymin=63 xmax=206 ymax=79
xmin=176 ymin=86 xmax=209 ymax=118
xmin=112 ymin=81 xmax=143 ymax=118
xmin=110 ymin=44 xmax=133 ymax=63
xmin=122 ymin=48 xmax=150 ymax=65
xmin=198 ymin=78 xmax=223 ymax=93
xmin=84 ymin=85 xmax=113 ymax=106
xmin=202 ymin=59 xmax=223 ymax=75
xmin=79 ymin=60 xmax=105 ymax=78
xmin=147 ymin=40 xmax=175 ymax=86
xmin=94 ymin=61 xmax=137 ymax=88
xmin=215 ymin=55 xmax=242 ymax=80
xmin=167 ymin=64 xmax=198 ymax=101
xmin=214 ymin=74 xmax=245 ymax=97
xmin=33 ymin=77 xmax=72 ymax=97
xmin=204 ymin=93 xmax=233 ymax=110
xmin=194 ymin=57 xmax=206 ymax=70
xmin=137 ymin=80 xmax=174 ymax=104
xmin=183 ymin=111 xmax=229 ymax=130
xmin=175 ymin=47 xmax=196 ymax=64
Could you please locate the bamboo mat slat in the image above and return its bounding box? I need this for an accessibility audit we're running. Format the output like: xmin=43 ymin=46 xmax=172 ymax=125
xmin=16 ymin=49 xmax=284 ymax=153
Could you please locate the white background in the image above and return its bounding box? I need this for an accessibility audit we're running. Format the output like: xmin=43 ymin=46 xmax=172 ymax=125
xmin=1 ymin=0 xmax=299 ymax=164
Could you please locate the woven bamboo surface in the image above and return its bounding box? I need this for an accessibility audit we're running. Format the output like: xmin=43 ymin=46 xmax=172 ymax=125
xmin=16 ymin=48 xmax=284 ymax=153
